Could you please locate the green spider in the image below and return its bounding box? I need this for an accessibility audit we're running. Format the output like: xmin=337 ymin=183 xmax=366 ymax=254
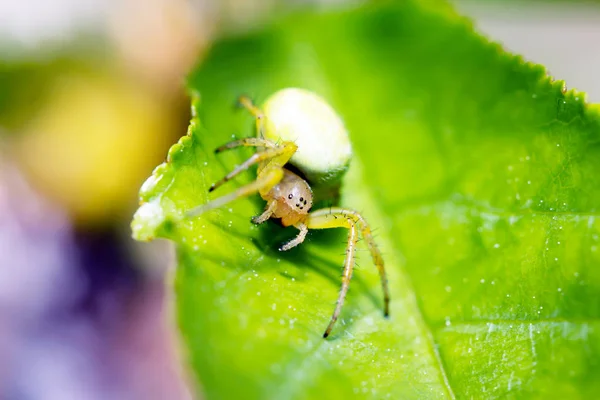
xmin=188 ymin=88 xmax=389 ymax=338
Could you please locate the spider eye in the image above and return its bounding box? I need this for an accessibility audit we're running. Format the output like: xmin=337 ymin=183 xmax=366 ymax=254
xmin=296 ymin=203 xmax=300 ymax=207
xmin=299 ymin=197 xmax=304 ymax=202
xmin=304 ymin=200 xmax=307 ymax=205
xmin=288 ymin=194 xmax=293 ymax=199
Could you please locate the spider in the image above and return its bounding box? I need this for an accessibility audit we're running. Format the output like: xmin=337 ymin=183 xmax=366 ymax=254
xmin=187 ymin=88 xmax=390 ymax=338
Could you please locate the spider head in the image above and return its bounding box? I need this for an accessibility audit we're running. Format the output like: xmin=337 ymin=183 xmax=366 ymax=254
xmin=283 ymin=182 xmax=313 ymax=214
xmin=267 ymin=169 xmax=313 ymax=226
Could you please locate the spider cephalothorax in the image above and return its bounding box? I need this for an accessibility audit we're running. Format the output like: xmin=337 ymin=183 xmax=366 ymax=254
xmin=187 ymin=88 xmax=389 ymax=338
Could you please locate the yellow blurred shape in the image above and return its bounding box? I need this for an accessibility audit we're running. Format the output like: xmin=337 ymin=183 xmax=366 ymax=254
xmin=16 ymin=72 xmax=174 ymax=225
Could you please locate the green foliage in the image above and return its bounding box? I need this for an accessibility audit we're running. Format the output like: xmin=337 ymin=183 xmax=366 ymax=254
xmin=132 ymin=1 xmax=600 ymax=398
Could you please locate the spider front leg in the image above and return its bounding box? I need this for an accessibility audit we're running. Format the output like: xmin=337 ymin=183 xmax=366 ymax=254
xmin=252 ymin=200 xmax=277 ymax=224
xmin=186 ymin=167 xmax=284 ymax=217
xmin=279 ymin=223 xmax=308 ymax=251
xmin=209 ymin=139 xmax=297 ymax=192
xmin=326 ymin=218 xmax=358 ymax=338
xmin=306 ymin=208 xmax=390 ymax=338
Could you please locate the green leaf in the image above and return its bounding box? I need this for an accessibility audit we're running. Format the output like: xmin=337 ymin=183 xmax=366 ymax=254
xmin=132 ymin=1 xmax=600 ymax=398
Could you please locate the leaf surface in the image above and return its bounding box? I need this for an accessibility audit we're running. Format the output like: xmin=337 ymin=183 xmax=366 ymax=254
xmin=132 ymin=2 xmax=600 ymax=398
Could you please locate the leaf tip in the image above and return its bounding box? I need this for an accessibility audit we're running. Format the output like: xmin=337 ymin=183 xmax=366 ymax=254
xmin=131 ymin=200 xmax=165 ymax=241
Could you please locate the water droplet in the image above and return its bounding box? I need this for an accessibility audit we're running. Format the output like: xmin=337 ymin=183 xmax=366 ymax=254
xmin=480 ymin=278 xmax=485 ymax=284
xmin=558 ymin=288 xmax=562 ymax=292
xmin=494 ymin=243 xmax=500 ymax=249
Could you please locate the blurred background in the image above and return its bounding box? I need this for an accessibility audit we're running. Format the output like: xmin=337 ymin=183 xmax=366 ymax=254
xmin=0 ymin=0 xmax=599 ymax=399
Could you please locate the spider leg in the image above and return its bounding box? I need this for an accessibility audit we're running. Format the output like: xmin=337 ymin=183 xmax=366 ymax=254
xmin=306 ymin=208 xmax=390 ymax=337
xmin=238 ymin=95 xmax=266 ymax=138
xmin=214 ymin=138 xmax=277 ymax=153
xmin=186 ymin=167 xmax=284 ymax=217
xmin=209 ymin=141 xmax=297 ymax=192
xmin=280 ymin=223 xmax=308 ymax=251
xmin=252 ymin=200 xmax=277 ymax=224
xmin=305 ymin=215 xmax=359 ymax=338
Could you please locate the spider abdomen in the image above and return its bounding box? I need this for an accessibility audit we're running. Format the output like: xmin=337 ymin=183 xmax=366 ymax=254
xmin=262 ymin=88 xmax=352 ymax=187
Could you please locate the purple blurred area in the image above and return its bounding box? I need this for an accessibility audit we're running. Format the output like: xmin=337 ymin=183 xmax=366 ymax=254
xmin=0 ymin=0 xmax=206 ymax=398
xmin=0 ymin=161 xmax=188 ymax=400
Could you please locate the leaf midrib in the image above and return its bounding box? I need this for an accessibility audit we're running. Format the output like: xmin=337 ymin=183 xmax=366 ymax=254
xmin=347 ymin=157 xmax=457 ymax=399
